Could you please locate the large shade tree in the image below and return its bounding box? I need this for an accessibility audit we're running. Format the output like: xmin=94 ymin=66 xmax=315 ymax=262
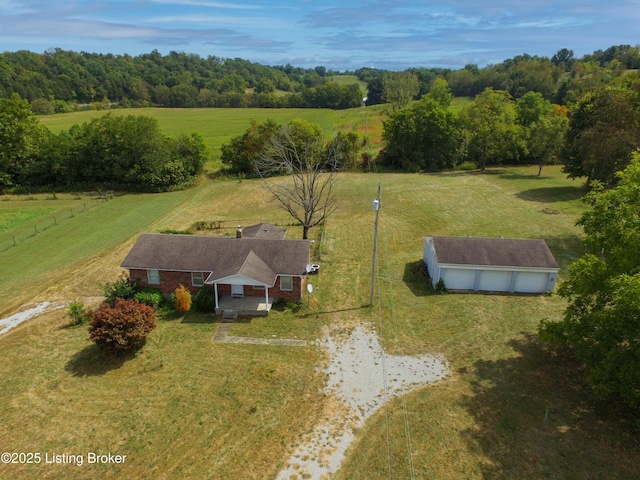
xmin=516 ymin=92 xmax=569 ymax=175
xmin=460 ymin=88 xmax=525 ymax=170
xmin=539 ymin=153 xmax=640 ymax=408
xmin=380 ymin=94 xmax=463 ymax=171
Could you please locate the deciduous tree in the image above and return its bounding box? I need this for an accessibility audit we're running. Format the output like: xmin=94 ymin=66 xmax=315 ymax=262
xmin=460 ymin=88 xmax=525 ymax=170
xmin=0 ymin=93 xmax=45 ymax=188
xmin=221 ymin=119 xmax=279 ymax=174
xmin=253 ymin=120 xmax=340 ymax=239
xmin=381 ymin=95 xmax=462 ymax=171
xmin=539 ymin=154 xmax=640 ymax=408
xmin=562 ymin=86 xmax=640 ymax=186
xmin=517 ymin=94 xmax=568 ymax=175
xmin=382 ymin=72 xmax=420 ymax=112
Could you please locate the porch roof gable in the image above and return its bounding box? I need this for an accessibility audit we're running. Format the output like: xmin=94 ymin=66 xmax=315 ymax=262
xmin=206 ymin=250 xmax=277 ymax=285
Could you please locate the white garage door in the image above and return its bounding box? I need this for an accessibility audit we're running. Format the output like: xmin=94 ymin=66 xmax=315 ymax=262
xmin=441 ymin=268 xmax=475 ymax=290
xmin=478 ymin=270 xmax=512 ymax=292
xmin=514 ymin=271 xmax=549 ymax=293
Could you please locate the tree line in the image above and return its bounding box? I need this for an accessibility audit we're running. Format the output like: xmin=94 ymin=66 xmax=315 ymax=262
xmin=222 ymin=70 xmax=640 ymax=187
xmin=379 ymin=71 xmax=640 ymax=186
xmin=0 ymin=49 xmax=361 ymax=112
xmin=379 ymin=84 xmax=569 ymax=175
xmin=359 ymin=45 xmax=640 ymax=106
xmin=1 ymin=45 xmax=639 ymax=113
xmin=0 ymin=94 xmax=206 ymax=191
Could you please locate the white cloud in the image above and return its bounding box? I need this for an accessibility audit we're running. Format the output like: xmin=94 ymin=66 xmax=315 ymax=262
xmin=145 ymin=14 xmax=282 ymax=28
xmin=150 ymin=0 xmax=262 ymax=9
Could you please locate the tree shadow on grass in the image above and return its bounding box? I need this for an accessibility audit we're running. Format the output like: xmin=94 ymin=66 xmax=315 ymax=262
xmin=403 ymin=260 xmax=435 ymax=297
xmin=425 ymin=168 xmax=509 ymax=178
xmin=65 ymin=344 xmax=136 ymax=377
xmin=516 ymin=186 xmax=585 ymax=203
xmin=458 ymin=335 xmax=640 ymax=479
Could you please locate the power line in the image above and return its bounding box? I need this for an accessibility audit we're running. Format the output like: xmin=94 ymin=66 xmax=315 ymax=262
xmin=374 ymin=252 xmax=393 ymax=480
xmin=364 ymin=111 xmax=410 ymax=478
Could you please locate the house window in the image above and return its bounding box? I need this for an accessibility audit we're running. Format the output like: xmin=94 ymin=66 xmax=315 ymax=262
xmin=280 ymin=275 xmax=293 ymax=291
xmin=147 ymin=269 xmax=160 ymax=285
xmin=192 ymin=272 xmax=205 ymax=287
xmin=253 ymin=285 xmax=265 ymax=291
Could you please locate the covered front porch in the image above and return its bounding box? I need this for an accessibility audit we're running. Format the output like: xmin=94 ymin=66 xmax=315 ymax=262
xmin=208 ymin=272 xmax=274 ymax=318
xmin=214 ymin=294 xmax=273 ymax=317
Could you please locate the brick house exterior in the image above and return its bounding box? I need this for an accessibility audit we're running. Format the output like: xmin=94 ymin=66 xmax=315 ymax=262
xmin=128 ymin=268 xmax=307 ymax=302
xmin=121 ymin=224 xmax=310 ymax=314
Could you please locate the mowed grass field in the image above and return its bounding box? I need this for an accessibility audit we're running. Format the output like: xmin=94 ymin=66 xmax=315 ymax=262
xmin=2 ymin=163 xmax=639 ymax=479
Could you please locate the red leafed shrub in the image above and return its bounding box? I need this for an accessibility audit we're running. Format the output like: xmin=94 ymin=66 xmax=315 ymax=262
xmin=89 ymin=298 xmax=156 ymax=354
xmin=173 ymin=284 xmax=192 ymax=314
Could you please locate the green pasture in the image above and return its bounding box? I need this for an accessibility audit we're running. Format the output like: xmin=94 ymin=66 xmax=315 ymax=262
xmin=0 ymin=188 xmax=196 ymax=316
xmin=0 ymin=192 xmax=104 ymax=245
xmin=2 ymin=166 xmax=638 ymax=480
xmin=39 ymin=108 xmax=338 ymax=171
xmin=328 ymin=74 xmax=369 ymax=96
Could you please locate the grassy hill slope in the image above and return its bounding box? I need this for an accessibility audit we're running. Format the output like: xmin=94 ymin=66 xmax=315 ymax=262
xmin=39 ymin=108 xmax=338 ymax=172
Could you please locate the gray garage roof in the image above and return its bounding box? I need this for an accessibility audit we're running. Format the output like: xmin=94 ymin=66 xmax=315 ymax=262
xmin=429 ymin=236 xmax=559 ymax=269
xmin=121 ymin=233 xmax=310 ymax=285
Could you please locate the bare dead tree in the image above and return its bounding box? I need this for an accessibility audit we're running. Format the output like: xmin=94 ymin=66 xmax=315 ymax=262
xmin=253 ymin=123 xmax=340 ymax=239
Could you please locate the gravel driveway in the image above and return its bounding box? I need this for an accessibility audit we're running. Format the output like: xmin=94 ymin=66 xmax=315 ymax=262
xmin=277 ymin=323 xmax=449 ymax=479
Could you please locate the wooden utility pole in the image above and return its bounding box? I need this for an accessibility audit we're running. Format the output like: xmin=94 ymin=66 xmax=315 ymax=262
xmin=369 ymin=183 xmax=381 ymax=306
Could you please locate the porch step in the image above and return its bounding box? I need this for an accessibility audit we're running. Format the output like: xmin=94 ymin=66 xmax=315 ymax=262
xmin=222 ymin=310 xmax=238 ymax=321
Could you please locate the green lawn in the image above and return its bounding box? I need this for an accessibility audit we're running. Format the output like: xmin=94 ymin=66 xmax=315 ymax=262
xmin=2 ymin=166 xmax=639 ymax=480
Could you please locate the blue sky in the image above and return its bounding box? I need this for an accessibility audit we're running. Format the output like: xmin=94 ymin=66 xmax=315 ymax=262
xmin=0 ymin=0 xmax=638 ymax=71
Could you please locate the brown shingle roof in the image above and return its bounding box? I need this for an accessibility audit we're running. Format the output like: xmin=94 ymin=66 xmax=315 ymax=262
xmin=121 ymin=233 xmax=310 ymax=285
xmin=429 ymin=236 xmax=559 ymax=269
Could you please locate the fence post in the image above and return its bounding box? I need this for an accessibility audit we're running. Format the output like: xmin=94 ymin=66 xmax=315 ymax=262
xmin=54 ymin=216 xmax=57 ymax=226
xmin=70 ymin=208 xmax=74 ymax=217
xmin=34 ymin=226 xmax=38 ymax=235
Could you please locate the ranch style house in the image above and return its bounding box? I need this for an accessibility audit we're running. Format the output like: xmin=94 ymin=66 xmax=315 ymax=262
xmin=121 ymin=224 xmax=310 ymax=316
xmin=423 ymin=235 xmax=560 ymax=294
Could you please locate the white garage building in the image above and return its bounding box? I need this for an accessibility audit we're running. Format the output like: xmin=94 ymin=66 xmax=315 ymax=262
xmin=423 ymin=236 xmax=560 ymax=294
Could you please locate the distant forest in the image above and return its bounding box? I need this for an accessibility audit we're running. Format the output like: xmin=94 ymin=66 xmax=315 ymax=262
xmin=1 ymin=45 xmax=639 ymax=113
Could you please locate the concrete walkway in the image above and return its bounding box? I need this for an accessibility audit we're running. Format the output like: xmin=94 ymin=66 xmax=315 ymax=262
xmin=213 ymin=320 xmax=307 ymax=346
